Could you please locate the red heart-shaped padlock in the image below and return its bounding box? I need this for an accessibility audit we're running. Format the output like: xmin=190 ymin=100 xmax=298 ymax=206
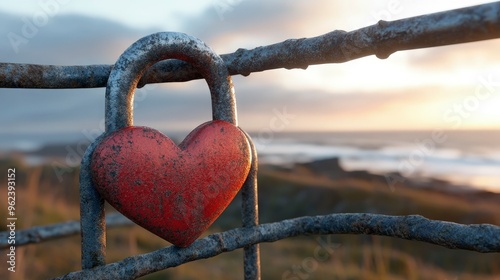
xmin=90 ymin=120 xmax=251 ymax=247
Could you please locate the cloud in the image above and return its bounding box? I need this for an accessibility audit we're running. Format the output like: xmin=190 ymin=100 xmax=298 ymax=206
xmin=1 ymin=1 xmax=499 ymax=150
xmin=403 ymin=39 xmax=500 ymax=72
xmin=0 ymin=12 xmax=156 ymax=64
xmin=0 ymin=12 xmax=159 ymax=147
xmin=179 ymin=0 xmax=359 ymax=53
xmin=230 ymin=76 xmax=452 ymax=131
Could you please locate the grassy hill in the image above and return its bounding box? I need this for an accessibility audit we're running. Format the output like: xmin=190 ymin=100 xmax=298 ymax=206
xmin=0 ymin=156 xmax=499 ymax=279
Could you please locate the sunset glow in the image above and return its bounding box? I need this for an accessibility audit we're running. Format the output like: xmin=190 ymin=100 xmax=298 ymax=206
xmin=0 ymin=0 xmax=499 ymax=134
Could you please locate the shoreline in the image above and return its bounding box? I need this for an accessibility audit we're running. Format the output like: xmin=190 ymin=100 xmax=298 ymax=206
xmin=2 ymin=140 xmax=500 ymax=196
xmin=261 ymin=157 xmax=500 ymax=200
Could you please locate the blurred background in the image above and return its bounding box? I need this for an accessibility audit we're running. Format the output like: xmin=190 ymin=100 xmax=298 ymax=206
xmin=0 ymin=0 xmax=499 ymax=279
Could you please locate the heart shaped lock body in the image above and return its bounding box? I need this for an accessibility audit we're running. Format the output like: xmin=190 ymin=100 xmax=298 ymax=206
xmin=90 ymin=120 xmax=251 ymax=247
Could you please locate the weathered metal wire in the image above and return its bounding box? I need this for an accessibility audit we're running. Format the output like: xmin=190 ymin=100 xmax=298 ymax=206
xmin=52 ymin=213 xmax=500 ymax=279
xmin=1 ymin=2 xmax=499 ymax=89
xmin=0 ymin=212 xmax=132 ymax=249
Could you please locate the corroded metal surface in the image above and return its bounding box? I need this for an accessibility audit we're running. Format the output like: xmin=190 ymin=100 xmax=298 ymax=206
xmin=0 ymin=63 xmax=111 ymax=88
xmin=1 ymin=2 xmax=499 ymax=89
xmin=55 ymin=213 xmax=500 ymax=279
xmin=91 ymin=122 xmax=251 ymax=247
xmin=241 ymin=132 xmax=261 ymax=280
xmin=0 ymin=213 xmax=132 ymax=249
xmin=80 ymin=134 xmax=107 ymax=269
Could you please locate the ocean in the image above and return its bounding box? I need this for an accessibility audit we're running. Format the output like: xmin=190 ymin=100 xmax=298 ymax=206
xmin=250 ymin=130 xmax=500 ymax=194
xmin=1 ymin=130 xmax=499 ymax=193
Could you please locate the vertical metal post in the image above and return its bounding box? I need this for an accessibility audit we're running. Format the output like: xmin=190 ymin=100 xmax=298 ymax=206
xmin=242 ymin=133 xmax=261 ymax=280
xmin=79 ymin=138 xmax=106 ymax=269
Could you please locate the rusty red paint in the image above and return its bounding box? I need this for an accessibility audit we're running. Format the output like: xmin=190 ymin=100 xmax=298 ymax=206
xmin=90 ymin=120 xmax=251 ymax=247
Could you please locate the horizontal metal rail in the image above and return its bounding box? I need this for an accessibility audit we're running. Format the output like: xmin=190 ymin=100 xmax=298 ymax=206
xmin=1 ymin=2 xmax=499 ymax=89
xmin=53 ymin=213 xmax=500 ymax=279
xmin=0 ymin=212 xmax=133 ymax=249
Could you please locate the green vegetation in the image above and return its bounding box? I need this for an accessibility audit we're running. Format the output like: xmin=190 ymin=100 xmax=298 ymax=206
xmin=0 ymin=157 xmax=498 ymax=279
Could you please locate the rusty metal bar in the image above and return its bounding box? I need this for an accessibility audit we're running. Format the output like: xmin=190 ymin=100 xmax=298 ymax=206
xmin=0 ymin=213 xmax=132 ymax=249
xmin=241 ymin=133 xmax=261 ymax=280
xmin=1 ymin=2 xmax=499 ymax=89
xmin=54 ymin=214 xmax=500 ymax=279
xmin=80 ymin=137 xmax=107 ymax=269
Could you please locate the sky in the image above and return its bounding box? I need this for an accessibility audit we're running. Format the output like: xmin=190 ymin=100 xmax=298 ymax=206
xmin=1 ymin=0 xmax=499 ymax=149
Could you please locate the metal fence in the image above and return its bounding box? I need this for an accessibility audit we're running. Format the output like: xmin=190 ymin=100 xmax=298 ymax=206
xmin=1 ymin=2 xmax=500 ymax=279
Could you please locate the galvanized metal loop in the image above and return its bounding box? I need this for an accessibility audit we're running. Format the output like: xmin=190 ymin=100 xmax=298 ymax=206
xmin=105 ymin=32 xmax=237 ymax=132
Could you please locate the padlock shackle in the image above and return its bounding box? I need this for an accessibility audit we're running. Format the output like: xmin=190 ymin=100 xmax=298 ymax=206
xmin=105 ymin=32 xmax=237 ymax=132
